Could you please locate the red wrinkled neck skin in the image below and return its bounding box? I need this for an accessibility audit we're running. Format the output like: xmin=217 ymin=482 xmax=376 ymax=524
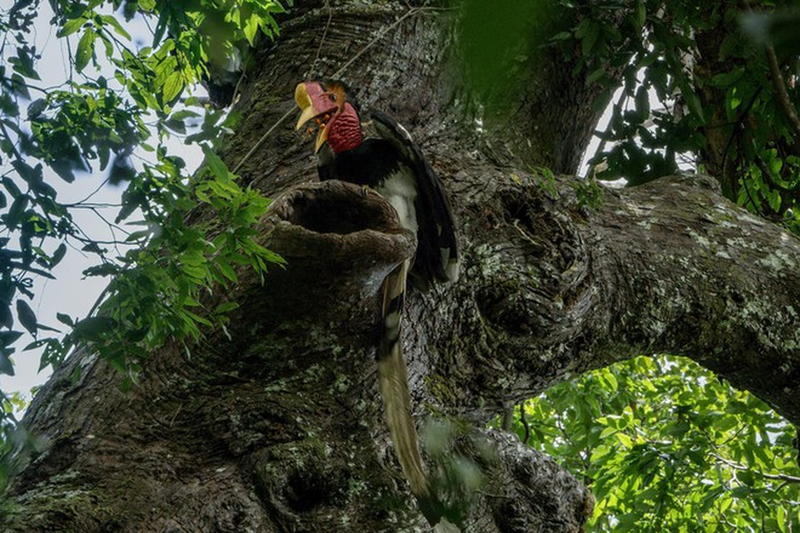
xmin=327 ymin=103 xmax=363 ymax=153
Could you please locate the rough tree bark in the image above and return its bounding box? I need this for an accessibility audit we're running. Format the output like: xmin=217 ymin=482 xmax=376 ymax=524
xmin=2 ymin=1 xmax=798 ymax=532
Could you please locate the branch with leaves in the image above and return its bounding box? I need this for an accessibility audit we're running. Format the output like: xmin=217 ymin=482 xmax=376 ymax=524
xmin=0 ymin=0 xmax=291 ymax=491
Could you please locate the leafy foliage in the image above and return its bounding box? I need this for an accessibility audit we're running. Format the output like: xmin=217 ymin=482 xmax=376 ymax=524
xmin=460 ymin=0 xmax=798 ymax=231
xmin=553 ymin=0 xmax=800 ymax=234
xmin=0 ymin=390 xmax=31 ymax=495
xmin=0 ymin=0 xmax=290 ymax=482
xmin=495 ymin=355 xmax=800 ymax=532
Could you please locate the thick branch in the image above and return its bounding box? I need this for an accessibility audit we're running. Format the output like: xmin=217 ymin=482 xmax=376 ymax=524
xmin=427 ymin=170 xmax=799 ymax=426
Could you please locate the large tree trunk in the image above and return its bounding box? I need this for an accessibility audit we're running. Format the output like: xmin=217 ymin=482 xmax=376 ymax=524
xmin=2 ymin=2 xmax=798 ymax=532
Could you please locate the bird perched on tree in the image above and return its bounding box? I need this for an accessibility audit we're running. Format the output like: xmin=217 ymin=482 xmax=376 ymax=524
xmin=294 ymin=80 xmax=459 ymax=531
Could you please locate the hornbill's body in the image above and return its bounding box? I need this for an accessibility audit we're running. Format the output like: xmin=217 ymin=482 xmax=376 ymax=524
xmin=294 ymin=80 xmax=459 ymax=530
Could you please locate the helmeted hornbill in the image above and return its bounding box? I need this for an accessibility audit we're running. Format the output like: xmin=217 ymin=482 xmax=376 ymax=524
xmin=294 ymin=80 xmax=459 ymax=530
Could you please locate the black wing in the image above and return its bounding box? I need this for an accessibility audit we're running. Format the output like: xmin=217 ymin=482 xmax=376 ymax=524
xmin=371 ymin=110 xmax=459 ymax=285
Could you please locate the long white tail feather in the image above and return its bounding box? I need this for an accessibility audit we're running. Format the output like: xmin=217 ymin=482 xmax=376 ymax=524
xmin=377 ymin=260 xmax=430 ymax=497
xmin=378 ymin=343 xmax=430 ymax=498
xmin=377 ymin=261 xmax=461 ymax=530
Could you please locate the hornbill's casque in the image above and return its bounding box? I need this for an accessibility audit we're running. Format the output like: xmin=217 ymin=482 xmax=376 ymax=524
xmin=294 ymin=80 xmax=460 ymax=530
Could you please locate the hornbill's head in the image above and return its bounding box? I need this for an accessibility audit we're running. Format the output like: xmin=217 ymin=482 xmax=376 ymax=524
xmin=294 ymin=80 xmax=363 ymax=154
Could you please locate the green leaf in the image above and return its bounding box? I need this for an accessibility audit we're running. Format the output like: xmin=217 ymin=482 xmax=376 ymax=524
xmin=216 ymin=259 xmax=238 ymax=283
xmin=116 ymin=198 xmax=139 ymax=224
xmin=125 ymin=229 xmax=154 ymax=243
xmin=0 ymin=330 xmax=24 ymax=347
xmin=736 ymin=469 xmax=755 ymax=486
xmin=74 ymin=316 xmax=117 ymax=342
xmin=170 ymin=109 xmax=201 ymax=121
xmin=27 ymin=98 xmax=47 ymax=119
xmin=551 ymin=31 xmax=573 ymax=42
xmin=0 ymin=352 xmax=14 ymax=376
xmin=2 ymin=177 xmax=22 ymax=199
xmin=681 ymin=84 xmax=705 ymax=124
xmin=5 ymin=194 xmax=29 ymax=229
xmin=632 ymin=0 xmax=646 ymax=32
xmin=10 ymin=47 xmax=40 ymax=80
xmin=711 ymin=68 xmax=744 ymax=87
xmin=214 ymin=301 xmax=239 ymax=314
xmin=75 ymin=29 xmax=96 ymax=73
xmin=161 ymin=71 xmax=184 ymax=104
xmin=0 ymin=303 xmax=13 ymax=329
xmin=58 ymin=16 xmax=88 ymax=38
xmin=16 ymin=299 xmax=37 ymax=335
xmin=586 ymin=67 xmax=606 ymax=86
xmin=36 ymin=324 xmax=60 ymax=334
xmin=99 ymin=14 xmax=132 ymax=41
xmin=244 ymin=15 xmax=260 ymax=45
xmin=202 ymin=146 xmax=232 ymax=180
xmin=51 ymin=243 xmax=67 ymax=268
xmin=582 ymin=21 xmax=601 ymax=57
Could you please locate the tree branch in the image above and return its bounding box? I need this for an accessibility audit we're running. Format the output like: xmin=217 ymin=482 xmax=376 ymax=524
xmin=765 ymin=43 xmax=800 ymax=139
xmin=712 ymin=454 xmax=800 ymax=484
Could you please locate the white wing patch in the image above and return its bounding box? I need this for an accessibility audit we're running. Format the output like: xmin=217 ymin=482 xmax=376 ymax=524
xmin=377 ymin=168 xmax=418 ymax=234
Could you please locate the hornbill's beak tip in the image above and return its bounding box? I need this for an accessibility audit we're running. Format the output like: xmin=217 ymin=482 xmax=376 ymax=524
xmin=294 ymin=82 xmax=316 ymax=131
xmin=313 ymin=131 xmax=328 ymax=153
